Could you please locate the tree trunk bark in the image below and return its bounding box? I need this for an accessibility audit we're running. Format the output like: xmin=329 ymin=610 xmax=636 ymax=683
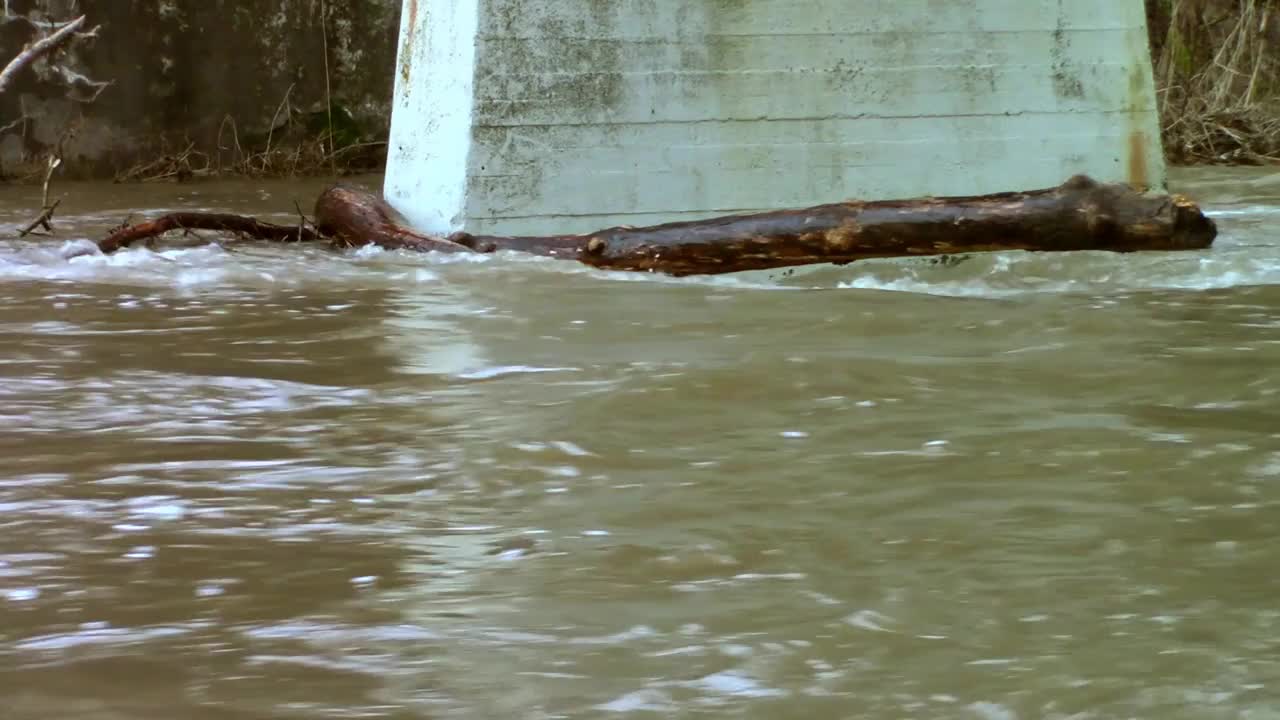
xmin=313 ymin=175 xmax=1217 ymax=276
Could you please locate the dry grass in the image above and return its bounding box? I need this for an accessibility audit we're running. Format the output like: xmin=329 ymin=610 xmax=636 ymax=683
xmin=0 ymin=98 xmax=386 ymax=185
xmin=112 ymin=116 xmax=386 ymax=183
xmin=111 ymin=135 xmax=386 ymax=184
xmin=1152 ymin=0 xmax=1280 ymax=164
xmin=114 ymin=1 xmax=384 ymax=183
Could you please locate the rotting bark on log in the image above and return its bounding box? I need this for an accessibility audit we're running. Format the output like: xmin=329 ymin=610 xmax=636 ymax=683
xmin=97 ymin=175 xmax=1218 ymax=275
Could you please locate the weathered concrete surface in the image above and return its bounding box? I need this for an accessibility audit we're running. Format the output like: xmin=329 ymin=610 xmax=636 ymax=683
xmin=386 ymin=0 xmax=1166 ymax=236
xmin=0 ymin=0 xmax=400 ymax=179
xmin=384 ymin=0 xmax=479 ymax=233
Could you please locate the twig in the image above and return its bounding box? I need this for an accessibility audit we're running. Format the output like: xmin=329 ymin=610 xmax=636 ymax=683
xmin=18 ymin=197 xmax=59 ymax=236
xmin=0 ymin=116 xmax=23 ymax=134
xmin=51 ymin=63 xmax=112 ymax=103
xmin=262 ymin=83 xmax=295 ymax=174
xmin=320 ymin=0 xmax=336 ymax=175
xmin=214 ymin=114 xmax=244 ymax=173
xmin=115 ymin=141 xmax=205 ymax=183
xmin=293 ymin=200 xmax=314 ymax=241
xmin=0 ymin=15 xmax=87 ymax=94
xmin=323 ymin=140 xmax=388 ymax=161
xmin=18 ymin=148 xmax=62 ymax=236
xmin=40 ymin=144 xmax=61 ymax=207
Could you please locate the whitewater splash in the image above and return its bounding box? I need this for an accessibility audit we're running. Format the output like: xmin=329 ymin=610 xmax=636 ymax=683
xmin=1 ymin=202 xmax=1275 ymax=298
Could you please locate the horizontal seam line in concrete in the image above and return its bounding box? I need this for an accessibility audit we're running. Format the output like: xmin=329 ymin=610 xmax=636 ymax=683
xmin=470 ymin=209 xmax=766 ymax=221
xmin=478 ymin=29 xmax=1144 ymax=41
xmin=470 ymin=136 xmax=1149 ymax=155
xmin=476 ymin=63 xmax=1146 ymax=76
xmin=474 ymin=109 xmax=1160 ymax=129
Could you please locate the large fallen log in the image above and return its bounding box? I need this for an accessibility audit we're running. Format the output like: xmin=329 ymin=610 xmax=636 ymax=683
xmin=99 ymin=175 xmax=1217 ymax=275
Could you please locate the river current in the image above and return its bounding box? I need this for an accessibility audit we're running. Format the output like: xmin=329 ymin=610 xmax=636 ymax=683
xmin=0 ymin=168 xmax=1277 ymax=718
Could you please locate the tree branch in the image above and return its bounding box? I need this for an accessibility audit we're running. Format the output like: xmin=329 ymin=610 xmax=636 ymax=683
xmin=99 ymin=214 xmax=325 ymax=254
xmin=0 ymin=14 xmax=87 ymax=95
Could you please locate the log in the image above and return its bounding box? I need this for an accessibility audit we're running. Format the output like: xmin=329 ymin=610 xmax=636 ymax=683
xmin=312 ymin=175 xmax=1217 ymax=276
xmin=97 ymin=175 xmax=1216 ymax=275
xmin=99 ymin=213 xmax=321 ymax=253
xmin=313 ymin=185 xmax=480 ymax=254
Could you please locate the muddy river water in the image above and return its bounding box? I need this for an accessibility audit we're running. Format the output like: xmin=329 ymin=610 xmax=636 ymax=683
xmin=0 ymin=168 xmax=1278 ymax=719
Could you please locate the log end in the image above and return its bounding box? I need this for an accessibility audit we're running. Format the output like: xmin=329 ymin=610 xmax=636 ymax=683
xmin=1071 ymin=177 xmax=1218 ymax=252
xmin=1170 ymin=193 xmax=1218 ymax=249
xmin=1061 ymin=174 xmax=1102 ymax=192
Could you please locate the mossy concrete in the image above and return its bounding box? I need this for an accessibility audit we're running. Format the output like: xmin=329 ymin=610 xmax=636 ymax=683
xmin=0 ymin=0 xmax=400 ymax=178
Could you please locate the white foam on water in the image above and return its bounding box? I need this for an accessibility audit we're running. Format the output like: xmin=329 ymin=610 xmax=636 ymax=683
xmin=328 ymin=242 xmax=1274 ymax=298
xmin=1205 ymin=205 xmax=1280 ymax=218
xmin=596 ymin=689 xmax=676 ymax=713
xmin=454 ymin=365 xmax=580 ymax=381
xmin=5 ymin=587 xmax=40 ymax=602
xmin=845 ymin=609 xmax=897 ymax=633
xmin=828 ymin=244 xmax=1279 ymax=298
xmin=2 ymin=200 xmax=1275 ymax=300
xmin=969 ymin=701 xmax=1019 ymax=720
xmin=16 ymin=625 xmax=193 ymax=650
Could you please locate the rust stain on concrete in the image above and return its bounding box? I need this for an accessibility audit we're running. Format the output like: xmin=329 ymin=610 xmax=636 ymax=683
xmin=400 ymin=0 xmax=417 ymax=86
xmin=1123 ymin=30 xmax=1155 ymax=191
xmin=1127 ymin=129 xmax=1150 ymax=190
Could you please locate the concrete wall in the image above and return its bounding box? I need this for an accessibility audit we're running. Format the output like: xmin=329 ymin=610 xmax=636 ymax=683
xmin=0 ymin=0 xmax=401 ymax=178
xmin=386 ymin=0 xmax=1165 ymax=236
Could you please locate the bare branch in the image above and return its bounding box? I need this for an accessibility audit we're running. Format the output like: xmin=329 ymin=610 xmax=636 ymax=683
xmin=19 ymin=198 xmax=59 ymax=237
xmin=0 ymin=14 xmax=86 ymax=95
xmin=99 ymin=213 xmax=326 ymax=254
xmin=40 ymin=153 xmax=61 ymax=207
xmin=0 ymin=113 xmax=26 ymax=134
xmin=49 ymin=63 xmax=111 ymax=102
xmin=2 ymin=14 xmax=85 ymax=32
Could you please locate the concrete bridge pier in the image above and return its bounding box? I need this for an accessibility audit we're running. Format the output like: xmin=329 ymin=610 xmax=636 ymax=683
xmin=384 ymin=0 xmax=1164 ymax=238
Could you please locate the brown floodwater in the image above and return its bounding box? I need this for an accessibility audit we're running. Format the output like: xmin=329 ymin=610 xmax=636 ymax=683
xmin=0 ymin=168 xmax=1278 ymax=719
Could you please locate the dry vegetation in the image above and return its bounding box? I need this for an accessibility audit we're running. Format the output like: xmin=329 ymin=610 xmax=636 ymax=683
xmin=112 ymin=110 xmax=387 ymax=183
xmin=2 ymin=1 xmax=385 ymax=185
xmin=6 ymin=2 xmax=1277 ymax=188
xmin=1149 ymin=0 xmax=1280 ymax=164
xmin=124 ymin=1 xmax=1280 ymax=176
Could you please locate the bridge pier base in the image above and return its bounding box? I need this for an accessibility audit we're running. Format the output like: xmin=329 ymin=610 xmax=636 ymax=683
xmin=384 ymin=1 xmax=1165 ymax=238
